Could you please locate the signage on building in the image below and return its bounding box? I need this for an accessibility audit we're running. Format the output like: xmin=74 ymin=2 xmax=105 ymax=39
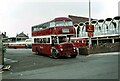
xmin=86 ymin=25 xmax=94 ymax=32
xmin=88 ymin=32 xmax=94 ymax=37
xmin=86 ymin=25 xmax=94 ymax=37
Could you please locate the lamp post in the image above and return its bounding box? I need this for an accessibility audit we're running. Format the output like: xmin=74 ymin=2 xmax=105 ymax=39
xmin=88 ymin=0 xmax=92 ymax=48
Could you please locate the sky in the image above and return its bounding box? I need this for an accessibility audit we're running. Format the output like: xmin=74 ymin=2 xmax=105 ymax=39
xmin=0 ymin=0 xmax=119 ymax=37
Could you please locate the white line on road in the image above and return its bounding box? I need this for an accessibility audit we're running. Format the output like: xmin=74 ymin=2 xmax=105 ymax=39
xmin=87 ymin=52 xmax=120 ymax=57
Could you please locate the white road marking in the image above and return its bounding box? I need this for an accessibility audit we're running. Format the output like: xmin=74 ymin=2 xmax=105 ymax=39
xmin=87 ymin=52 xmax=120 ymax=57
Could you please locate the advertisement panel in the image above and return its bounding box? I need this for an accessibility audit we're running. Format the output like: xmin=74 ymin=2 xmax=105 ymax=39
xmin=86 ymin=25 xmax=94 ymax=32
xmin=88 ymin=32 xmax=94 ymax=37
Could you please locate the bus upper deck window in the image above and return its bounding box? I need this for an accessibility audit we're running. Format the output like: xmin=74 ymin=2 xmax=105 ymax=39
xmin=65 ymin=21 xmax=73 ymax=26
xmin=56 ymin=21 xmax=65 ymax=26
xmin=50 ymin=22 xmax=55 ymax=27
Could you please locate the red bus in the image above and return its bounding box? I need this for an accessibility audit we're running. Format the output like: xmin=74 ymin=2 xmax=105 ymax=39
xmin=70 ymin=37 xmax=87 ymax=48
xmin=7 ymin=42 xmax=26 ymax=49
xmin=5 ymin=39 xmax=33 ymax=49
xmin=32 ymin=17 xmax=77 ymax=58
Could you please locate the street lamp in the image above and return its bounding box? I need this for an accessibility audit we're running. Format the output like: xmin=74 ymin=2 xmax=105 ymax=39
xmin=88 ymin=0 xmax=92 ymax=48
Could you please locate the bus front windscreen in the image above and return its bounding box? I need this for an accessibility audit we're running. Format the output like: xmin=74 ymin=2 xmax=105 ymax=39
xmin=56 ymin=21 xmax=65 ymax=26
xmin=65 ymin=21 xmax=73 ymax=26
xmin=58 ymin=36 xmax=67 ymax=43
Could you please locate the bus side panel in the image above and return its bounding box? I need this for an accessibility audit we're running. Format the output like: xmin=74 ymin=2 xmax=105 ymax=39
xmin=32 ymin=44 xmax=51 ymax=55
xmin=41 ymin=44 xmax=51 ymax=55
xmin=32 ymin=44 xmax=38 ymax=52
xmin=8 ymin=45 xmax=26 ymax=49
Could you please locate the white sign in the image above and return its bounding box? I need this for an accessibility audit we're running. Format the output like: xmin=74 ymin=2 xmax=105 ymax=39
xmin=62 ymin=28 xmax=70 ymax=33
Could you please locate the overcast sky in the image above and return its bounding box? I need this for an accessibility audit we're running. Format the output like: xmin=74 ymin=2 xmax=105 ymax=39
xmin=0 ymin=0 xmax=119 ymax=37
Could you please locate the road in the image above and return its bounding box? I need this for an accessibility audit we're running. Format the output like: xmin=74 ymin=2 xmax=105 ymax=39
xmin=2 ymin=49 xmax=119 ymax=79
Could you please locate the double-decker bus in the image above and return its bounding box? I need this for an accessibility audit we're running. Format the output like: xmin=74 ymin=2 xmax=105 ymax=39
xmin=32 ymin=17 xmax=77 ymax=58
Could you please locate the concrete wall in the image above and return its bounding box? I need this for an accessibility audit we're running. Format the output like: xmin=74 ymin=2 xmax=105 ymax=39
xmin=88 ymin=42 xmax=120 ymax=54
xmin=78 ymin=42 xmax=120 ymax=55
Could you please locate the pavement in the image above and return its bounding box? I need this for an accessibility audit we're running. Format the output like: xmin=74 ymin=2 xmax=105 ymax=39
xmin=2 ymin=49 xmax=119 ymax=79
xmin=87 ymin=52 xmax=120 ymax=57
xmin=4 ymin=58 xmax=18 ymax=64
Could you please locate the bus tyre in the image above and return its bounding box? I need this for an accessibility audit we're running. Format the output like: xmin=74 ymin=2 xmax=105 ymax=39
xmin=51 ymin=48 xmax=59 ymax=59
xmin=70 ymin=54 xmax=77 ymax=58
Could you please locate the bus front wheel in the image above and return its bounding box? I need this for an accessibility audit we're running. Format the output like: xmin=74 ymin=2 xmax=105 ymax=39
xmin=51 ymin=48 xmax=59 ymax=59
xmin=70 ymin=54 xmax=77 ymax=58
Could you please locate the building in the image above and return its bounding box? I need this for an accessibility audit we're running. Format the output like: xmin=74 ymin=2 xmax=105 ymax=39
xmin=68 ymin=15 xmax=120 ymax=45
xmin=16 ymin=32 xmax=29 ymax=41
xmin=69 ymin=15 xmax=90 ymax=24
xmin=8 ymin=32 xmax=29 ymax=42
xmin=0 ymin=32 xmax=8 ymax=43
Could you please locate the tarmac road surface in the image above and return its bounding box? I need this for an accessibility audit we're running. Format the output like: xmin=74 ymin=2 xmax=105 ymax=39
xmin=2 ymin=49 xmax=119 ymax=79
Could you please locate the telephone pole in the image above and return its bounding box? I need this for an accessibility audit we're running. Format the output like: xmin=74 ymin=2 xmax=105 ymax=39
xmin=88 ymin=0 xmax=92 ymax=48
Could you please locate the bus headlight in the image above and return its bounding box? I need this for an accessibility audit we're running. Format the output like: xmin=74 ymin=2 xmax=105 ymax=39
xmin=73 ymin=47 xmax=76 ymax=50
xmin=60 ymin=48 xmax=63 ymax=51
xmin=73 ymin=47 xmax=76 ymax=52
